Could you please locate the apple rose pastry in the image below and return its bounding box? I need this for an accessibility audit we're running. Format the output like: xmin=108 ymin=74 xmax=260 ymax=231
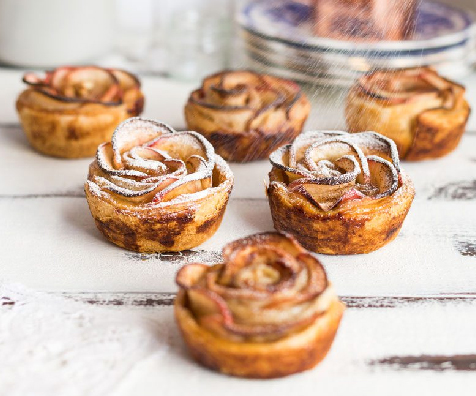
xmin=16 ymin=66 xmax=144 ymax=158
xmin=175 ymin=232 xmax=344 ymax=378
xmin=346 ymin=67 xmax=470 ymax=160
xmin=184 ymin=70 xmax=311 ymax=162
xmin=267 ymin=131 xmax=415 ymax=254
xmin=85 ymin=117 xmax=233 ymax=252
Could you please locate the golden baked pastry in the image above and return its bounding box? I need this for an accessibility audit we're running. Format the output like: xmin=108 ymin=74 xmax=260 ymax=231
xmin=268 ymin=131 xmax=415 ymax=254
xmin=346 ymin=67 xmax=470 ymax=160
xmin=16 ymin=66 xmax=144 ymax=158
xmin=184 ymin=70 xmax=310 ymax=162
xmin=85 ymin=117 xmax=233 ymax=252
xmin=175 ymin=232 xmax=344 ymax=378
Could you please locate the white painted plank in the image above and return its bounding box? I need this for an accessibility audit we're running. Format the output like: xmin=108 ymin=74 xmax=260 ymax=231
xmin=1 ymin=196 xmax=475 ymax=294
xmin=109 ymin=302 xmax=476 ymax=396
xmin=3 ymin=287 xmax=476 ymax=396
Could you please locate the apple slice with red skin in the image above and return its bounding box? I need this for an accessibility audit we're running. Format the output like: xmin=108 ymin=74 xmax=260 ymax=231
xmin=366 ymin=155 xmax=399 ymax=199
xmin=111 ymin=118 xmax=175 ymax=168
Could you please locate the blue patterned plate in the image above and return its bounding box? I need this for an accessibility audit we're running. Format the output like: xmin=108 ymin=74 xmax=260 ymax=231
xmin=238 ymin=0 xmax=475 ymax=53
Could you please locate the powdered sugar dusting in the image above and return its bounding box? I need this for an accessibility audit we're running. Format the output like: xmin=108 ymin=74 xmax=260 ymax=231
xmin=270 ymin=130 xmax=403 ymax=209
xmin=87 ymin=118 xmax=233 ymax=207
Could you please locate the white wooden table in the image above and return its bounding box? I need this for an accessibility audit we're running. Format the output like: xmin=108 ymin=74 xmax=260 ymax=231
xmin=1 ymin=68 xmax=476 ymax=395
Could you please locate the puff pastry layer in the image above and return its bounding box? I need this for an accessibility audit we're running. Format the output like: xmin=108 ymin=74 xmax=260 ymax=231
xmin=346 ymin=67 xmax=470 ymax=160
xmin=85 ymin=117 xmax=233 ymax=252
xmin=16 ymin=66 xmax=144 ymax=158
xmin=175 ymin=232 xmax=344 ymax=378
xmin=268 ymin=131 xmax=415 ymax=254
xmin=184 ymin=70 xmax=310 ymax=162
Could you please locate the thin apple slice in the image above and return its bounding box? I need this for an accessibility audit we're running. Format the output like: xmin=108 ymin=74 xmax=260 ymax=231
xmin=109 ymin=68 xmax=141 ymax=90
xmin=287 ymin=154 xmax=361 ymax=211
xmin=289 ymin=178 xmax=356 ymax=212
xmin=218 ymin=246 xmax=298 ymax=288
xmin=296 ymin=253 xmax=328 ymax=298
xmin=346 ymin=131 xmax=400 ymax=171
xmin=269 ymin=145 xmax=311 ymax=183
xmin=304 ymin=139 xmax=368 ymax=183
xmin=121 ymin=147 xmax=168 ymax=175
xmin=62 ymin=66 xmax=118 ymax=101
xmin=220 ymin=70 xmax=263 ymax=91
xmin=288 ymin=130 xmax=347 ymax=167
xmin=23 ymin=72 xmax=47 ymax=86
xmin=96 ymin=143 xmax=148 ymax=177
xmin=92 ymin=174 xmax=179 ymax=204
xmin=366 ymin=155 xmax=399 ymax=199
xmin=111 ymin=118 xmax=175 ymax=168
xmin=223 ymin=232 xmax=306 ymax=262
xmin=176 ymin=263 xmax=208 ymax=288
xmin=148 ymin=131 xmax=215 ymax=169
xmin=152 ymin=172 xmax=212 ymax=203
xmin=187 ymin=288 xmax=231 ymax=322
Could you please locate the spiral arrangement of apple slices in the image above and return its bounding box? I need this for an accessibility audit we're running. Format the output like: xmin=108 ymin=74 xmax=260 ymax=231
xmin=85 ymin=117 xmax=233 ymax=252
xmin=346 ymin=67 xmax=470 ymax=160
xmin=269 ymin=131 xmax=400 ymax=211
xmin=23 ymin=65 xmax=143 ymax=115
xmin=175 ymin=232 xmax=344 ymax=378
xmin=267 ymin=130 xmax=415 ymax=254
xmin=185 ymin=70 xmax=310 ymax=162
xmin=89 ymin=118 xmax=216 ymax=205
xmin=177 ymin=232 xmax=332 ymax=341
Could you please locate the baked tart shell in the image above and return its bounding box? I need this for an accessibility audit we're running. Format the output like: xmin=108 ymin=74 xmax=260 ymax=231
xmin=267 ymin=168 xmax=415 ymax=255
xmin=85 ymin=161 xmax=232 ymax=253
xmin=346 ymin=75 xmax=470 ymax=161
xmin=181 ymin=119 xmax=306 ymax=163
xmin=175 ymin=290 xmax=345 ymax=379
xmin=184 ymin=70 xmax=310 ymax=163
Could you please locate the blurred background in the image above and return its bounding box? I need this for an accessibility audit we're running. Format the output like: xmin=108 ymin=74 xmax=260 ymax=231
xmin=0 ymin=0 xmax=474 ymax=85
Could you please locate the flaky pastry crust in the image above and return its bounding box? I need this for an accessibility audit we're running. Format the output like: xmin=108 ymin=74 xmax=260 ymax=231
xmin=267 ymin=131 xmax=415 ymax=254
xmin=346 ymin=67 xmax=470 ymax=160
xmin=85 ymin=117 xmax=233 ymax=252
xmin=175 ymin=232 xmax=344 ymax=378
xmin=184 ymin=70 xmax=310 ymax=162
xmin=16 ymin=66 xmax=144 ymax=158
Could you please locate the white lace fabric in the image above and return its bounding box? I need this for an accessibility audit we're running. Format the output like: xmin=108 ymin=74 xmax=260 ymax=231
xmin=0 ymin=283 xmax=169 ymax=396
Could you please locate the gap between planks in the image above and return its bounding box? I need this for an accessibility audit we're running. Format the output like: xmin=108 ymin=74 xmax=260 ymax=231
xmin=49 ymin=292 xmax=476 ymax=309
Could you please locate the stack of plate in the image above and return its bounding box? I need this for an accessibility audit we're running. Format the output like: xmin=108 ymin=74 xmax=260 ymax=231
xmin=238 ymin=0 xmax=476 ymax=87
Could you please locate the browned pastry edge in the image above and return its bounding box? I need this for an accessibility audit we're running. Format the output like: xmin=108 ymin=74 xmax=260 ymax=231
xmin=186 ymin=124 xmax=305 ymax=162
xmin=405 ymin=102 xmax=471 ymax=160
xmin=174 ymin=290 xmax=345 ymax=379
xmin=16 ymin=69 xmax=144 ymax=158
xmin=184 ymin=71 xmax=310 ymax=163
xmin=17 ymin=90 xmax=133 ymax=158
xmin=267 ymin=168 xmax=415 ymax=255
xmin=84 ymin=162 xmax=232 ymax=253
xmin=345 ymin=70 xmax=470 ymax=161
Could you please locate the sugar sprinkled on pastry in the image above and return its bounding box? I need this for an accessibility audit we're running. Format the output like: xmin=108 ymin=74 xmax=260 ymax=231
xmin=174 ymin=232 xmax=344 ymax=378
xmin=85 ymin=117 xmax=233 ymax=252
xmin=16 ymin=66 xmax=144 ymax=158
xmin=267 ymin=130 xmax=415 ymax=254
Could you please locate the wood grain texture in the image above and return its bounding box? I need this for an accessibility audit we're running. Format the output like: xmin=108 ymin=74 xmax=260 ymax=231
xmin=57 ymin=292 xmax=476 ymax=309
xmin=369 ymin=355 xmax=476 ymax=371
